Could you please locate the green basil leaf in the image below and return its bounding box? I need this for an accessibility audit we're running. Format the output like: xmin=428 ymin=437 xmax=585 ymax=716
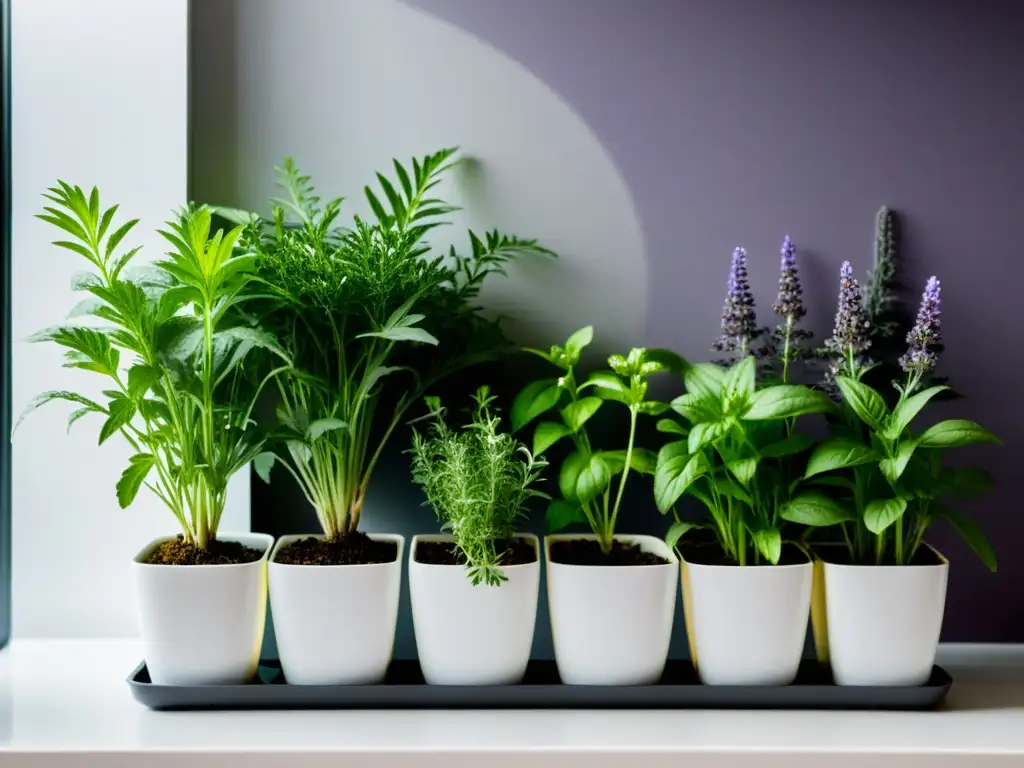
xmin=879 ymin=439 xmax=918 ymax=484
xmin=887 ymin=386 xmax=949 ymax=439
xmin=559 ymin=450 xmax=589 ymax=501
xmin=688 ymin=421 xmax=727 ymax=453
xmin=863 ymin=497 xmax=908 ymax=534
xmin=666 ymin=520 xmax=701 ymax=550
xmin=546 ymin=500 xmax=586 ymax=534
xmin=533 ymin=421 xmax=572 ymax=455
xmin=727 ymin=457 xmax=758 ymax=486
xmin=561 ymin=396 xmax=603 ymax=433
xmin=683 ymin=362 xmax=726 ymax=400
xmin=511 ymin=379 xmax=563 ymax=431
xmin=760 ymin=432 xmax=815 ymax=458
xmin=918 ymin=419 xmax=1002 ymax=448
xmin=576 ymin=455 xmax=612 ymax=504
xmin=253 ymin=452 xmax=276 ymax=484
xmin=744 ymin=385 xmax=833 ymax=421
xmin=656 ymin=418 xmax=689 ymax=436
xmin=804 ymin=436 xmax=878 ymax=478
xmin=836 ymin=376 xmax=889 ymax=430
xmin=654 ymin=451 xmax=708 ymax=513
xmin=780 ymin=492 xmax=856 ymax=526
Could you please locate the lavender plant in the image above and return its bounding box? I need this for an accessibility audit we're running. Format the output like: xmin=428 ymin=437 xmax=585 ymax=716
xmin=510 ymin=327 xmax=673 ymax=554
xmin=409 ymin=387 xmax=548 ymax=586
xmin=802 ymin=272 xmax=999 ymax=568
xmin=656 ymin=242 xmax=837 ymax=564
xmin=712 ymin=247 xmax=763 ymax=364
xmin=771 ymin=235 xmax=813 ymax=383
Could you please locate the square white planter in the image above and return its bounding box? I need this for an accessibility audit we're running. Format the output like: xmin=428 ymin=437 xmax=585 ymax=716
xmin=409 ymin=533 xmax=540 ymax=685
xmin=133 ymin=532 xmax=273 ymax=686
xmin=682 ymin=554 xmax=812 ymax=685
xmin=821 ymin=548 xmax=949 ymax=686
xmin=268 ymin=533 xmax=404 ymax=685
xmin=545 ymin=533 xmax=678 ymax=685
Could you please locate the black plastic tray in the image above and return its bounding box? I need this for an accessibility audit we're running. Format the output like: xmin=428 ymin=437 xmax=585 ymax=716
xmin=128 ymin=659 xmax=952 ymax=710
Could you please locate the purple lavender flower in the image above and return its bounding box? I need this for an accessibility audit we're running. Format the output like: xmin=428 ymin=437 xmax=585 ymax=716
xmin=712 ymin=246 xmax=758 ymax=357
xmin=772 ymin=235 xmax=806 ymax=321
xmin=899 ymin=276 xmax=942 ymax=376
xmin=823 ymin=261 xmax=872 ymax=380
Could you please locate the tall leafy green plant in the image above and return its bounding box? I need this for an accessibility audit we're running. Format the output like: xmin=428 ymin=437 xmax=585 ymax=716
xmin=808 ymin=268 xmax=999 ymax=568
xmin=409 ymin=386 xmax=548 ymax=586
xmin=511 ymin=327 xmax=671 ymax=554
xmin=235 ymin=149 xmax=553 ymax=540
xmin=19 ymin=184 xmax=288 ymax=549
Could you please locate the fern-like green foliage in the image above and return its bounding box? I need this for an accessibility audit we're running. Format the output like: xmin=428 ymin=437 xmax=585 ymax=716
xmin=237 ymin=148 xmax=555 ymax=538
xmin=409 ymin=387 xmax=548 ymax=586
xmin=20 ymin=184 xmax=290 ymax=548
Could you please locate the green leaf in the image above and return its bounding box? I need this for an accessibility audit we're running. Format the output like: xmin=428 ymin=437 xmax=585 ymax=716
xmin=559 ymin=450 xmax=589 ymax=501
xmin=780 ymin=492 xmax=856 ymax=526
xmin=628 ymin=447 xmax=658 ymax=475
xmin=880 ymin=439 xmax=918 ymax=484
xmin=918 ymin=419 xmax=1001 ymax=448
xmin=887 ymin=386 xmax=949 ymax=439
xmin=253 ymin=452 xmax=276 ymax=484
xmin=727 ymin=457 xmax=758 ymax=486
xmin=688 ymin=421 xmax=726 ymax=453
xmin=561 ymin=396 xmax=602 ymax=432
xmin=533 ymin=421 xmax=571 ymax=455
xmin=751 ymin=527 xmax=782 ymax=565
xmin=98 ymin=399 xmax=135 ymax=445
xmin=511 ymin=380 xmax=563 ymax=431
xmin=760 ymin=433 xmax=814 ymax=458
xmin=804 ymin=436 xmax=879 ymax=478
xmin=683 ymin=363 xmax=725 ymax=400
xmin=645 ymin=348 xmax=689 ymax=376
xmin=671 ymin=393 xmax=721 ymax=424
xmin=576 ymin=455 xmax=612 ymax=504
xmin=116 ymin=453 xmax=155 ymax=508
xmin=564 ymin=326 xmax=594 ymax=361
xmin=713 ymin=475 xmax=752 ymax=504
xmin=656 ymin=418 xmax=688 ymax=436
xmin=723 ymin=355 xmax=756 ymax=405
xmin=546 ymin=500 xmax=586 ymax=533
xmin=306 ymin=418 xmax=348 ymax=442
xmin=836 ymin=376 xmax=889 ymax=430
xmin=584 ymin=371 xmax=629 ymax=403
xmin=355 ymin=326 xmax=438 ymax=345
xmin=654 ymin=451 xmax=708 ymax=513
xmin=15 ymin=390 xmax=106 ymax=433
xmin=744 ymin=385 xmax=833 ymax=421
xmin=863 ymin=497 xmax=908 ymax=534
xmin=127 ymin=365 xmax=161 ymax=401
xmin=666 ymin=520 xmax=700 ymax=550
xmin=938 ymin=507 xmax=996 ymax=572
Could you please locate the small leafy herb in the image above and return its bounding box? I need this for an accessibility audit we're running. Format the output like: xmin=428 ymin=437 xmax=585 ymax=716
xmin=409 ymin=387 xmax=548 ymax=586
xmin=805 ymin=272 xmax=1000 ymax=568
xmin=511 ymin=327 xmax=677 ymax=554
xmin=19 ymin=185 xmax=288 ymax=548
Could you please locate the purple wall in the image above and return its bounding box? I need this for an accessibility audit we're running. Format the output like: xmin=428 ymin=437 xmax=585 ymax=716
xmin=409 ymin=0 xmax=1024 ymax=640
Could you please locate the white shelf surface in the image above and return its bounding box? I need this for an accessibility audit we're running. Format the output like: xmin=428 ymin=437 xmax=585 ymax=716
xmin=1 ymin=640 xmax=1024 ymax=767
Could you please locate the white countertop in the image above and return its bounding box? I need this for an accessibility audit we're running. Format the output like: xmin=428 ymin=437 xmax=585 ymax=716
xmin=0 ymin=640 xmax=1023 ymax=767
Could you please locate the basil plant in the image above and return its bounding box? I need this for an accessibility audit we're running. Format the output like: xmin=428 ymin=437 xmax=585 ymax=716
xmin=809 ymin=267 xmax=1000 ymax=569
xmin=19 ymin=184 xmax=289 ymax=549
xmin=511 ymin=326 xmax=677 ymax=554
xmin=654 ymin=355 xmax=836 ymax=564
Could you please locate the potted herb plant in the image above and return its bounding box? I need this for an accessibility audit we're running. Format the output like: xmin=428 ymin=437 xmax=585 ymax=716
xmin=407 ymin=387 xmax=547 ymax=685
xmin=512 ymin=326 xmax=679 ymax=685
xmin=233 ymin=149 xmax=553 ymax=685
xmin=655 ymin=243 xmax=837 ymax=686
xmin=807 ymin=265 xmax=999 ymax=686
xmin=20 ymin=185 xmax=288 ymax=684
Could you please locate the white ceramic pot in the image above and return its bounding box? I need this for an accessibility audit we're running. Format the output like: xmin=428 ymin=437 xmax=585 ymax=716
xmin=409 ymin=533 xmax=540 ymax=685
xmin=682 ymin=554 xmax=812 ymax=685
xmin=822 ymin=549 xmax=948 ymax=686
xmin=546 ymin=533 xmax=678 ymax=685
xmin=133 ymin=532 xmax=273 ymax=686
xmin=268 ymin=533 xmax=404 ymax=685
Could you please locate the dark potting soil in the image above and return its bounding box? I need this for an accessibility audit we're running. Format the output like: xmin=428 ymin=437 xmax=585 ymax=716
xmin=549 ymin=539 xmax=671 ymax=566
xmin=275 ymin=532 xmax=399 ymax=565
xmin=144 ymin=536 xmax=264 ymax=565
xmin=814 ymin=544 xmax=943 ymax=567
xmin=679 ymin=541 xmax=809 ymax=567
xmin=414 ymin=538 xmax=537 ymax=567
